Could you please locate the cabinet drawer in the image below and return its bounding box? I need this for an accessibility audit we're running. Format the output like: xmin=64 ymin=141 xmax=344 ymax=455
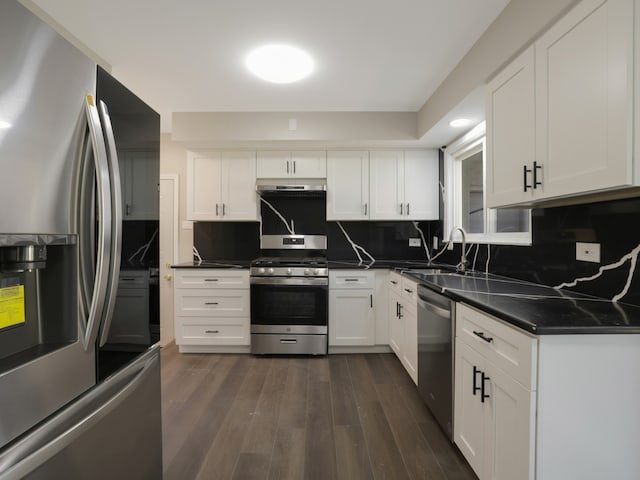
xmin=330 ymin=270 xmax=375 ymax=288
xmin=175 ymin=289 xmax=249 ymax=317
xmin=175 ymin=269 xmax=249 ymax=289
xmin=176 ymin=319 xmax=249 ymax=346
xmin=389 ymin=271 xmax=402 ymax=294
xmin=118 ymin=270 xmax=149 ymax=288
xmin=401 ymin=277 xmax=418 ymax=303
xmin=456 ymin=303 xmax=537 ymax=389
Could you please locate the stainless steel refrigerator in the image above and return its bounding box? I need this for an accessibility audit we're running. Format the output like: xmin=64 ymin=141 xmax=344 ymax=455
xmin=0 ymin=1 xmax=162 ymax=478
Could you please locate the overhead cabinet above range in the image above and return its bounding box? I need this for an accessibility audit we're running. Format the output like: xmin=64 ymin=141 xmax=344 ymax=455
xmin=257 ymin=151 xmax=327 ymax=178
xmin=486 ymin=0 xmax=635 ymax=208
xmin=186 ymin=150 xmax=258 ymax=221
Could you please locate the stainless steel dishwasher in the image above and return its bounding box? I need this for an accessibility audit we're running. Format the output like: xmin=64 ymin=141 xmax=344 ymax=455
xmin=417 ymin=284 xmax=455 ymax=441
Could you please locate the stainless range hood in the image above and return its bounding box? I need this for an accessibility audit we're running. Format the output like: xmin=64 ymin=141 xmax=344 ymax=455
xmin=256 ymin=178 xmax=326 ymax=194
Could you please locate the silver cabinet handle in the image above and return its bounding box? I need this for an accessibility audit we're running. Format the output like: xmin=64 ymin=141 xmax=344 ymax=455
xmin=204 ymin=278 xmax=219 ymax=282
xmin=370 ymin=294 xmax=373 ymax=308
xmin=364 ymin=203 xmax=368 ymax=216
xmin=205 ymin=330 xmax=220 ymax=334
xmin=400 ymin=203 xmax=403 ymax=215
xmin=344 ymin=278 xmax=359 ymax=282
xmin=222 ymin=203 xmax=226 ymax=216
xmin=286 ymin=160 xmax=290 ymax=174
xmin=406 ymin=203 xmax=410 ymax=216
xmin=280 ymin=338 xmax=297 ymax=344
xmin=204 ymin=302 xmax=219 ymax=305
xmin=216 ymin=203 xmax=219 ymax=216
xmin=293 ymin=160 xmax=296 ymax=174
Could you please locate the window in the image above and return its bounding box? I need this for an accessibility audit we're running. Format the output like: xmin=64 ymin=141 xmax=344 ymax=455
xmin=444 ymin=122 xmax=531 ymax=245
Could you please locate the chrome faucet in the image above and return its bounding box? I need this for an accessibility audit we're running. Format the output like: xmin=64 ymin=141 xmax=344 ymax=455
xmin=450 ymin=227 xmax=468 ymax=274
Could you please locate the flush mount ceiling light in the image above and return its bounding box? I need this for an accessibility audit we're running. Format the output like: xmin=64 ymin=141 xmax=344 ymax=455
xmin=0 ymin=120 xmax=11 ymax=129
xmin=449 ymin=118 xmax=472 ymax=128
xmin=246 ymin=44 xmax=314 ymax=84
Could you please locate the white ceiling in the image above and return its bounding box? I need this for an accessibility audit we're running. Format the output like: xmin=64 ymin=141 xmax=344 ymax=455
xmin=29 ymin=0 xmax=509 ymax=136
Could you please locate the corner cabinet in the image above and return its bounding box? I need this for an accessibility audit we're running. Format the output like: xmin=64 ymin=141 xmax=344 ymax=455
xmin=173 ymin=269 xmax=250 ymax=353
xmin=327 ymin=149 xmax=439 ymax=221
xmin=256 ymin=151 xmax=326 ymax=178
xmin=369 ymin=150 xmax=439 ymax=220
xmin=487 ymin=0 xmax=635 ymax=208
xmin=186 ymin=150 xmax=258 ymax=221
xmin=388 ymin=271 xmax=418 ymax=384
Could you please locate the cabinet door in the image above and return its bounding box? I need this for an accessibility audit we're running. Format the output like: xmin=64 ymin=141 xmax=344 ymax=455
xmin=327 ymin=151 xmax=369 ymax=220
xmin=256 ymin=151 xmax=291 ymax=178
xmin=120 ymin=150 xmax=159 ymax=220
xmin=108 ymin=287 xmax=150 ymax=344
xmin=291 ymin=151 xmax=326 ymax=178
xmin=329 ymin=288 xmax=375 ymax=346
xmin=535 ymin=0 xmax=631 ymax=200
xmin=402 ymin=303 xmax=418 ymax=385
xmin=369 ymin=151 xmax=404 ymax=220
xmin=221 ymin=152 xmax=258 ymax=221
xmin=186 ymin=151 xmax=222 ymax=220
xmin=454 ymin=340 xmax=486 ymax=479
xmin=388 ymin=291 xmax=403 ymax=357
xmin=487 ymin=363 xmax=535 ymax=480
xmin=403 ymin=150 xmax=439 ymax=220
xmin=486 ymin=46 xmax=536 ymax=208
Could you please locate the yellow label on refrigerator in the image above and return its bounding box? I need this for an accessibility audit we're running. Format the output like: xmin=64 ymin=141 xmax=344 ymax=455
xmin=0 ymin=285 xmax=26 ymax=330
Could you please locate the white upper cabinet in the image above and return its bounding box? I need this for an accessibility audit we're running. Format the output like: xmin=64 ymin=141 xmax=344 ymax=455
xmin=486 ymin=47 xmax=536 ymax=208
xmin=119 ymin=150 xmax=159 ymax=220
xmin=370 ymin=150 xmax=439 ymax=220
xmin=256 ymin=151 xmax=326 ymax=178
xmin=326 ymin=151 xmax=370 ymax=220
xmin=486 ymin=0 xmax=634 ymax=208
xmin=186 ymin=150 xmax=258 ymax=221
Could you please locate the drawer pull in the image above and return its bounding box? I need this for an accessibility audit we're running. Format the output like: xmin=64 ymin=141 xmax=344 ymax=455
xmin=390 ymin=280 xmax=398 ymax=285
xmin=473 ymin=365 xmax=481 ymax=396
xmin=204 ymin=302 xmax=219 ymax=305
xmin=481 ymin=372 xmax=491 ymax=403
xmin=404 ymin=288 xmax=413 ymax=294
xmin=280 ymin=338 xmax=297 ymax=344
xmin=205 ymin=330 xmax=220 ymax=334
xmin=344 ymin=278 xmax=359 ymax=282
xmin=204 ymin=278 xmax=219 ymax=282
xmin=473 ymin=331 xmax=493 ymax=343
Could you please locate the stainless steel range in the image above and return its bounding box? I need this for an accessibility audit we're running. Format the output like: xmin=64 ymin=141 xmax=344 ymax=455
xmin=250 ymin=235 xmax=328 ymax=355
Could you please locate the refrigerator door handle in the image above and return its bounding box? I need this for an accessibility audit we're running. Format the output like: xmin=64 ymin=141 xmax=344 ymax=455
xmin=0 ymin=346 xmax=160 ymax=479
xmin=97 ymin=100 xmax=123 ymax=347
xmin=79 ymin=94 xmax=112 ymax=351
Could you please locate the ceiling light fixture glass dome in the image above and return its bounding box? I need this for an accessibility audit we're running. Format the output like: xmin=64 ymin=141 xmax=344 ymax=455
xmin=246 ymin=44 xmax=314 ymax=84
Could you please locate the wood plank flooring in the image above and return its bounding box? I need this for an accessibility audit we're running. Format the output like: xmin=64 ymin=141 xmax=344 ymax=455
xmin=161 ymin=343 xmax=477 ymax=480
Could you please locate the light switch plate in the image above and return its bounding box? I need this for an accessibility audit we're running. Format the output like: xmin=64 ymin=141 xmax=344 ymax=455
xmin=409 ymin=238 xmax=421 ymax=247
xmin=576 ymin=242 xmax=600 ymax=263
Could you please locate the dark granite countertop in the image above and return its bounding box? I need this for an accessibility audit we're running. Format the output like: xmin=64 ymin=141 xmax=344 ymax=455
xmin=171 ymin=260 xmax=251 ymax=269
xmin=402 ymin=270 xmax=640 ymax=335
xmin=328 ymin=259 xmax=437 ymax=270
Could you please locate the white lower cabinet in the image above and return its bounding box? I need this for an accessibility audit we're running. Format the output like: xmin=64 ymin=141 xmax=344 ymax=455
xmin=388 ymin=271 xmax=418 ymax=384
xmin=454 ymin=303 xmax=537 ymax=480
xmin=329 ymin=271 xmax=375 ymax=346
xmin=173 ymin=269 xmax=250 ymax=353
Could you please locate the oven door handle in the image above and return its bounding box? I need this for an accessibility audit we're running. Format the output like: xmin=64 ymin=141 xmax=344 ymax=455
xmin=250 ymin=277 xmax=329 ymax=286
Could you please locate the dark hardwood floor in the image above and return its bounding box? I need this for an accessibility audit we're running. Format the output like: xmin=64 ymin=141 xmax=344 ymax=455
xmin=160 ymin=343 xmax=476 ymax=480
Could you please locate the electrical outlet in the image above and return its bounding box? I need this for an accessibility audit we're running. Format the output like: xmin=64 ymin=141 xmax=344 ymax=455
xmin=576 ymin=242 xmax=600 ymax=263
xmin=409 ymin=238 xmax=421 ymax=247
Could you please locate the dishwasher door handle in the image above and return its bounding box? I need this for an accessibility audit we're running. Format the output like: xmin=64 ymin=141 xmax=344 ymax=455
xmin=417 ymin=298 xmax=451 ymax=318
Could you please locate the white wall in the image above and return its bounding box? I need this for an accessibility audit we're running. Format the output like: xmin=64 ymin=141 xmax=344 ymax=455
xmin=160 ymin=133 xmax=193 ymax=263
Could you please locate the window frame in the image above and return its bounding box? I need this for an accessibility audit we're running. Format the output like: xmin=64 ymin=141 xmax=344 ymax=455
xmin=444 ymin=122 xmax=532 ymax=246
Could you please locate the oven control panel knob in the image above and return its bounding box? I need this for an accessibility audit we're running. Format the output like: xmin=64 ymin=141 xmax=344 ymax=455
xmin=258 ymin=268 xmax=266 ymax=274
xmin=314 ymin=268 xmax=321 ymax=275
xmin=304 ymin=268 xmax=310 ymax=276
xmin=268 ymin=268 xmax=274 ymax=274
xmin=287 ymin=268 xmax=292 ymax=275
